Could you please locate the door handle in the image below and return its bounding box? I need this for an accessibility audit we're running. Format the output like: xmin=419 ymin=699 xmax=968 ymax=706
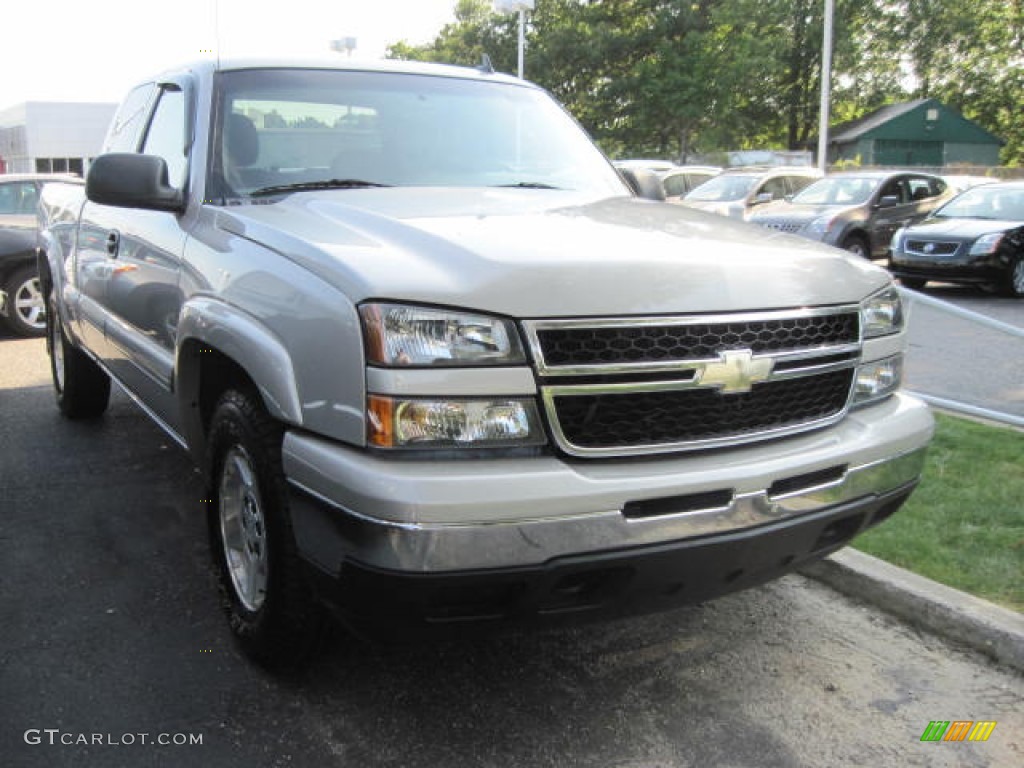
xmin=106 ymin=230 xmax=121 ymax=257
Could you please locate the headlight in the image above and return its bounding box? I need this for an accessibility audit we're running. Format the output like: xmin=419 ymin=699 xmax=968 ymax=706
xmin=852 ymin=355 xmax=903 ymax=406
xmin=804 ymin=214 xmax=837 ymax=239
xmin=367 ymin=396 xmax=545 ymax=449
xmin=860 ymin=285 xmax=904 ymax=339
xmin=360 ymin=303 xmax=525 ymax=366
xmin=969 ymin=233 xmax=1003 ymax=256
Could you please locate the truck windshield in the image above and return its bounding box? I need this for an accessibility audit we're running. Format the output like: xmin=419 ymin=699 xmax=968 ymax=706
xmin=212 ymin=68 xmax=626 ymax=200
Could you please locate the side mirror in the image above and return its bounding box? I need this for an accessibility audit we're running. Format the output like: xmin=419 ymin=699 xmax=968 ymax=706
xmin=876 ymin=194 xmax=900 ymax=209
xmin=618 ymin=168 xmax=666 ymax=201
xmin=86 ymin=153 xmax=185 ymax=213
xmin=753 ymin=192 xmax=774 ymax=205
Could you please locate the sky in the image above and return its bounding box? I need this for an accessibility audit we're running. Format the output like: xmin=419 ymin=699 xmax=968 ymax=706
xmin=0 ymin=0 xmax=461 ymax=108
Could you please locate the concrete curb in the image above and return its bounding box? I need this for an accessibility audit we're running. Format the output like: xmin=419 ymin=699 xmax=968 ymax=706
xmin=800 ymin=548 xmax=1024 ymax=673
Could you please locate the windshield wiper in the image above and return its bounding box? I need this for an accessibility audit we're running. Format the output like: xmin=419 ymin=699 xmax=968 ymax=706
xmin=495 ymin=181 xmax=563 ymax=190
xmin=249 ymin=179 xmax=391 ymax=197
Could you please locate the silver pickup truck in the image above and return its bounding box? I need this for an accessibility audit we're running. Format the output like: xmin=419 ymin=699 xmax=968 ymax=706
xmin=38 ymin=58 xmax=933 ymax=667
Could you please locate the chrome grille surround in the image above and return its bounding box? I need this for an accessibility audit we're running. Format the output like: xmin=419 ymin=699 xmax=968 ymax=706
xmin=905 ymin=239 xmax=961 ymax=257
xmin=523 ymin=306 xmax=863 ymax=457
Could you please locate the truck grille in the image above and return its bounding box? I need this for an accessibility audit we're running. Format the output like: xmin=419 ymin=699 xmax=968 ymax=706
xmin=523 ymin=307 xmax=862 ymax=457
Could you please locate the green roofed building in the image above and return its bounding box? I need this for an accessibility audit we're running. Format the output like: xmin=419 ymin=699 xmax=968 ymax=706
xmin=825 ymin=98 xmax=1004 ymax=167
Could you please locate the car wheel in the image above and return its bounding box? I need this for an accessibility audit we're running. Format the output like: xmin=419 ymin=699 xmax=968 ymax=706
xmin=899 ymin=277 xmax=927 ymax=291
xmin=841 ymin=235 xmax=870 ymax=259
xmin=48 ymin=295 xmax=111 ymax=418
xmin=1004 ymin=258 xmax=1024 ymax=298
xmin=3 ymin=266 xmax=47 ymax=337
xmin=207 ymin=388 xmax=323 ymax=669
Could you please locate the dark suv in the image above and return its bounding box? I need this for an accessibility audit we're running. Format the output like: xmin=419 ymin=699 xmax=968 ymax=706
xmin=749 ymin=171 xmax=953 ymax=259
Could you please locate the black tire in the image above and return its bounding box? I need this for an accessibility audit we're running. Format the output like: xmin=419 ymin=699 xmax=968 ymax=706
xmin=206 ymin=389 xmax=323 ymax=669
xmin=841 ymin=235 xmax=870 ymax=259
xmin=899 ymin=277 xmax=927 ymax=291
xmin=48 ymin=296 xmax=111 ymax=419
xmin=1003 ymin=257 xmax=1024 ymax=298
xmin=4 ymin=265 xmax=47 ymax=337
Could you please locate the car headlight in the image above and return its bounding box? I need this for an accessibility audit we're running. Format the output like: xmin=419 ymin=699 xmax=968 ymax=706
xmin=860 ymin=285 xmax=904 ymax=339
xmin=360 ymin=303 xmax=525 ymax=366
xmin=804 ymin=214 xmax=837 ymax=240
xmin=367 ymin=396 xmax=545 ymax=449
xmin=852 ymin=355 xmax=903 ymax=406
xmin=969 ymin=233 xmax=1004 ymax=256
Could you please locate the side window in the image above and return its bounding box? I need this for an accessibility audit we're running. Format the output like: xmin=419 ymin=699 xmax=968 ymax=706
xmin=879 ymin=178 xmax=905 ymax=204
xmin=663 ymin=174 xmax=688 ymax=197
xmin=0 ymin=182 xmax=37 ymax=214
xmin=760 ymin=177 xmax=788 ymax=200
xmin=104 ymin=84 xmax=154 ymax=153
xmin=907 ymin=177 xmax=935 ymax=201
xmin=787 ymin=175 xmax=815 ymax=195
xmin=141 ymin=87 xmax=188 ymax=190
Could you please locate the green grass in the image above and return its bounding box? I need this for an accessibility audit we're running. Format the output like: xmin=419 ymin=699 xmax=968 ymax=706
xmin=854 ymin=413 xmax=1024 ymax=612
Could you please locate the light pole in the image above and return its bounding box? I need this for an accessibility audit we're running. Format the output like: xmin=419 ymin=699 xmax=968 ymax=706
xmin=329 ymin=37 xmax=358 ymax=58
xmin=817 ymin=0 xmax=834 ymax=171
xmin=494 ymin=0 xmax=534 ymax=79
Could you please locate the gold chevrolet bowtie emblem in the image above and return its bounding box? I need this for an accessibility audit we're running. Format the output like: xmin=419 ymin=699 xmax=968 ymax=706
xmin=698 ymin=350 xmax=774 ymax=394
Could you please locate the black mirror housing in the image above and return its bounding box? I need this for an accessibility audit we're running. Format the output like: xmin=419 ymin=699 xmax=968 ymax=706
xmin=877 ymin=194 xmax=900 ymax=209
xmin=86 ymin=153 xmax=185 ymax=213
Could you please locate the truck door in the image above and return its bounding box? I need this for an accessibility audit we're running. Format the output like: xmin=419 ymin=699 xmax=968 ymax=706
xmin=78 ymin=81 xmax=192 ymax=434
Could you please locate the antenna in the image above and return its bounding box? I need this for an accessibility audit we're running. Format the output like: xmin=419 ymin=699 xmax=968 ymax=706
xmin=478 ymin=53 xmax=494 ymax=75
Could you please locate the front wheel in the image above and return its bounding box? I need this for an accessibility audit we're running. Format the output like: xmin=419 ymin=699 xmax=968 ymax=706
xmin=48 ymin=296 xmax=111 ymax=418
xmin=207 ymin=389 xmax=323 ymax=669
xmin=4 ymin=265 xmax=47 ymax=337
xmin=1004 ymin=257 xmax=1024 ymax=298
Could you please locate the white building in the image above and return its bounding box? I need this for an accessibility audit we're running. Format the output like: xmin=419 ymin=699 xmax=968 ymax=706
xmin=0 ymin=101 xmax=117 ymax=176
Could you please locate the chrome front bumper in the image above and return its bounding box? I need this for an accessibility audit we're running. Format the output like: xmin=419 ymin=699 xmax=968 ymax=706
xmin=283 ymin=393 xmax=933 ymax=574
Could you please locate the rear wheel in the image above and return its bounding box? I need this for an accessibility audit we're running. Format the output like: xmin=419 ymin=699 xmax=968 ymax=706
xmin=4 ymin=265 xmax=47 ymax=337
xmin=48 ymin=295 xmax=111 ymax=418
xmin=207 ymin=389 xmax=323 ymax=669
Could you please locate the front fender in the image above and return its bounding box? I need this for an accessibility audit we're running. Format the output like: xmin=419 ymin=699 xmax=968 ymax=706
xmin=176 ymin=297 xmax=303 ymax=454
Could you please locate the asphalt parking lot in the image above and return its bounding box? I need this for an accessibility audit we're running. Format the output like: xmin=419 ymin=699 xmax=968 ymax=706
xmin=1 ymin=286 xmax=1022 ymax=768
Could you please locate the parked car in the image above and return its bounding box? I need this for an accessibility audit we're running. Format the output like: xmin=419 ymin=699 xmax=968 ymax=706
xmin=0 ymin=226 xmax=46 ymax=336
xmin=660 ymin=165 xmax=721 ymax=201
xmin=889 ymin=181 xmax=1024 ymax=296
xmin=613 ymin=158 xmax=677 ymax=174
xmin=679 ymin=166 xmax=822 ymax=220
xmin=749 ymin=171 xmax=953 ymax=259
xmin=0 ymin=173 xmax=82 ymax=336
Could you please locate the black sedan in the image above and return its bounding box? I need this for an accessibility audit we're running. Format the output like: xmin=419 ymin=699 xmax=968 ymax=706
xmin=889 ymin=181 xmax=1024 ymax=297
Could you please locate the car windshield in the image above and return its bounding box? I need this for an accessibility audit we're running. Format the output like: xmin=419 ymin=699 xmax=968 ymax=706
xmin=933 ymin=185 xmax=1024 ymax=221
xmin=791 ymin=177 xmax=880 ymax=206
xmin=683 ymin=174 xmax=755 ymax=202
xmin=212 ymin=68 xmax=626 ymax=199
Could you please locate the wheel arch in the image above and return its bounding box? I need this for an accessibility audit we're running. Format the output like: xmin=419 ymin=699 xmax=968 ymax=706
xmin=176 ymin=297 xmax=302 ymax=465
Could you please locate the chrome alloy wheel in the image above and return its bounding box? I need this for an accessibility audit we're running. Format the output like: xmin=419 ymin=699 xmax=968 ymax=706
xmin=14 ymin=275 xmax=46 ymax=331
xmin=1012 ymin=259 xmax=1024 ymax=296
xmin=219 ymin=446 xmax=269 ymax=612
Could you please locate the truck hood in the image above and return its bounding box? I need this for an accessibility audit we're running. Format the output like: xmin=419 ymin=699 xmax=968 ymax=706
xmin=215 ymin=188 xmax=889 ymax=317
